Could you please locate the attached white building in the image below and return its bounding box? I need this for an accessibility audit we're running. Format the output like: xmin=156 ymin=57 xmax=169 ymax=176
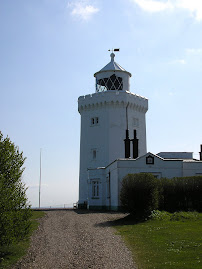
xmin=78 ymin=53 xmax=202 ymax=210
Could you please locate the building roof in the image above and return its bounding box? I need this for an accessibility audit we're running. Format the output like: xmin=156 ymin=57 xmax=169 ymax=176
xmin=94 ymin=53 xmax=132 ymax=77
xmin=157 ymin=152 xmax=193 ymax=160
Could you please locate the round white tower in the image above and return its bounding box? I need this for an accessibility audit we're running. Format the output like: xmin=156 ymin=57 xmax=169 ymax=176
xmin=78 ymin=53 xmax=148 ymax=208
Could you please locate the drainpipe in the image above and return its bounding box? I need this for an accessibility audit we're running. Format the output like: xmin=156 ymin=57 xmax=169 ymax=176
xmin=132 ymin=130 xmax=139 ymax=159
xmin=87 ymin=169 xmax=90 ymax=210
xmin=200 ymin=145 xmax=202 ymax=161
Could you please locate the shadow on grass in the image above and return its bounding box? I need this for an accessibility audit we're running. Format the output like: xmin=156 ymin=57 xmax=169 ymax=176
xmin=74 ymin=209 xmax=122 ymax=215
xmin=94 ymin=214 xmax=147 ymax=228
xmin=74 ymin=209 xmax=147 ymax=226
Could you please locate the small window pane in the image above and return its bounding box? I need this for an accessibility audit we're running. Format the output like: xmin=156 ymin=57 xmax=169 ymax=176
xmin=96 ymin=75 xmax=123 ymax=92
xmin=92 ymin=181 xmax=99 ymax=197
xmin=93 ymin=150 xmax=96 ymax=159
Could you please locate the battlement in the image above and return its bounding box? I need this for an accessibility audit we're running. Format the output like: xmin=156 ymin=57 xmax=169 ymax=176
xmin=78 ymin=91 xmax=148 ymax=113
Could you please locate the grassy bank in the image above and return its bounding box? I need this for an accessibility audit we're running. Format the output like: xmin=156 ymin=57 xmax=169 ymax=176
xmin=114 ymin=212 xmax=202 ymax=269
xmin=0 ymin=210 xmax=45 ymax=269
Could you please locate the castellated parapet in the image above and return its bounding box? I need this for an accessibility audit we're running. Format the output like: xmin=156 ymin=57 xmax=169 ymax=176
xmin=78 ymin=90 xmax=148 ymax=114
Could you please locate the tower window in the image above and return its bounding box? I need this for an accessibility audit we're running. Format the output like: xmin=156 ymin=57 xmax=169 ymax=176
xmin=91 ymin=117 xmax=99 ymax=126
xmin=92 ymin=180 xmax=99 ymax=198
xmin=93 ymin=150 xmax=96 ymax=159
xmin=133 ymin=118 xmax=139 ymax=127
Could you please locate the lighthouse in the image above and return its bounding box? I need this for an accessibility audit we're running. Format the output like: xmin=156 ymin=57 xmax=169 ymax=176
xmin=78 ymin=52 xmax=148 ymax=208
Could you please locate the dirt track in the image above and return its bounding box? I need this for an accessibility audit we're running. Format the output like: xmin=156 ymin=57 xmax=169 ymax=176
xmin=12 ymin=210 xmax=136 ymax=269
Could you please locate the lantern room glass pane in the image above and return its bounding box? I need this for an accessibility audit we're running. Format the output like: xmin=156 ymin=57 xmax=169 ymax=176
xmin=96 ymin=75 xmax=123 ymax=92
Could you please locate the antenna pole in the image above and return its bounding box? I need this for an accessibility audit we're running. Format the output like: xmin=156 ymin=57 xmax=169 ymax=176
xmin=39 ymin=148 xmax=42 ymax=208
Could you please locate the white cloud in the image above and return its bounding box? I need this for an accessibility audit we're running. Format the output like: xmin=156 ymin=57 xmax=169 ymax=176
xmin=131 ymin=0 xmax=202 ymax=21
xmin=169 ymin=59 xmax=186 ymax=65
xmin=131 ymin=0 xmax=173 ymax=12
xmin=68 ymin=1 xmax=99 ymax=21
xmin=177 ymin=0 xmax=202 ymax=21
xmin=185 ymin=48 xmax=202 ymax=55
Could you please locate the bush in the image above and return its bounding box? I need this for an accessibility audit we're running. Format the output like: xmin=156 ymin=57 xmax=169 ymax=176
xmin=170 ymin=211 xmax=199 ymax=221
xmin=160 ymin=176 xmax=202 ymax=212
xmin=120 ymin=173 xmax=159 ymax=218
xmin=159 ymin=177 xmax=177 ymax=212
xmin=149 ymin=210 xmax=171 ymax=221
xmin=120 ymin=173 xmax=202 ymax=218
xmin=0 ymin=132 xmax=31 ymax=246
xmin=149 ymin=210 xmax=199 ymax=221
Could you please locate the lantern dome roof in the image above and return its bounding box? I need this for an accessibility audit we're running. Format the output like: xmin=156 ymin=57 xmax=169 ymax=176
xmin=94 ymin=53 xmax=132 ymax=77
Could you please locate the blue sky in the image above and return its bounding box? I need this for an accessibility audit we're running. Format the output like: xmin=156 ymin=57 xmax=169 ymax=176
xmin=1 ymin=0 xmax=202 ymax=207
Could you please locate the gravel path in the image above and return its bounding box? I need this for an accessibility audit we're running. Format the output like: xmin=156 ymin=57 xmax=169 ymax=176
xmin=12 ymin=210 xmax=136 ymax=269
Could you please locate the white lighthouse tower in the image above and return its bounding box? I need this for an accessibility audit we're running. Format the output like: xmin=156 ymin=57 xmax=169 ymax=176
xmin=78 ymin=52 xmax=148 ymax=208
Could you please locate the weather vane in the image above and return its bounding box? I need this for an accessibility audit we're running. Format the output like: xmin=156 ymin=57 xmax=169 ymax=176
xmin=108 ymin=48 xmax=120 ymax=53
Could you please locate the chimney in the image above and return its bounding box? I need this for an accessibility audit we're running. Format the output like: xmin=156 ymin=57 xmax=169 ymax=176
xmin=200 ymin=144 xmax=202 ymax=161
xmin=124 ymin=103 xmax=131 ymax=158
xmin=124 ymin=130 xmax=130 ymax=158
xmin=132 ymin=130 xmax=139 ymax=159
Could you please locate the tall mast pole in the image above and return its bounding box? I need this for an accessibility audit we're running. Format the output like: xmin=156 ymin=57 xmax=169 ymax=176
xmin=39 ymin=148 xmax=42 ymax=208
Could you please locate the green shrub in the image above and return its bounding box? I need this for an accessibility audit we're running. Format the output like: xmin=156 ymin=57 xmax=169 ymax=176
xmin=170 ymin=211 xmax=199 ymax=221
xmin=149 ymin=210 xmax=171 ymax=220
xmin=0 ymin=132 xmax=31 ymax=246
xmin=160 ymin=176 xmax=202 ymax=212
xmin=120 ymin=173 xmax=159 ymax=218
xmin=120 ymin=174 xmax=202 ymax=217
xmin=149 ymin=210 xmax=199 ymax=221
xmin=159 ymin=177 xmax=178 ymax=212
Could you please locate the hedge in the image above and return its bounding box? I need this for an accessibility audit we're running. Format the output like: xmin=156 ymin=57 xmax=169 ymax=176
xmin=160 ymin=176 xmax=202 ymax=212
xmin=120 ymin=174 xmax=202 ymax=217
xmin=120 ymin=173 xmax=159 ymax=218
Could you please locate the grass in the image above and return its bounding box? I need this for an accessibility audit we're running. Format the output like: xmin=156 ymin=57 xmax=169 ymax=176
xmin=114 ymin=211 xmax=202 ymax=269
xmin=0 ymin=210 xmax=45 ymax=269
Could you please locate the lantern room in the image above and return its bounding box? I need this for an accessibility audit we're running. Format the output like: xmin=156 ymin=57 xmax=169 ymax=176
xmin=94 ymin=53 xmax=132 ymax=92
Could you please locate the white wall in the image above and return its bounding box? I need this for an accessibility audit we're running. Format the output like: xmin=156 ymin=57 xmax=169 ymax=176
xmin=84 ymin=153 xmax=202 ymax=209
xmin=78 ymin=91 xmax=148 ymax=205
xmin=183 ymin=161 xmax=202 ymax=176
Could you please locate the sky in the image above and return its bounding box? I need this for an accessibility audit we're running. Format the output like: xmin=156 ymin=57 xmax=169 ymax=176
xmin=1 ymin=0 xmax=202 ymax=208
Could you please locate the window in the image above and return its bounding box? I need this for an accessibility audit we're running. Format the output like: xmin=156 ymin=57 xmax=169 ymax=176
xmin=91 ymin=117 xmax=99 ymax=126
xmin=146 ymin=155 xmax=154 ymax=164
xmin=93 ymin=150 xmax=96 ymax=159
xmin=92 ymin=181 xmax=99 ymax=198
xmin=96 ymin=74 xmax=123 ymax=92
xmin=133 ymin=118 xmax=139 ymax=127
xmin=91 ymin=148 xmax=97 ymax=160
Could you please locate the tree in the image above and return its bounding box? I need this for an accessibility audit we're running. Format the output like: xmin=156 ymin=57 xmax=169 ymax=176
xmin=120 ymin=173 xmax=159 ymax=218
xmin=0 ymin=131 xmax=31 ymax=246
